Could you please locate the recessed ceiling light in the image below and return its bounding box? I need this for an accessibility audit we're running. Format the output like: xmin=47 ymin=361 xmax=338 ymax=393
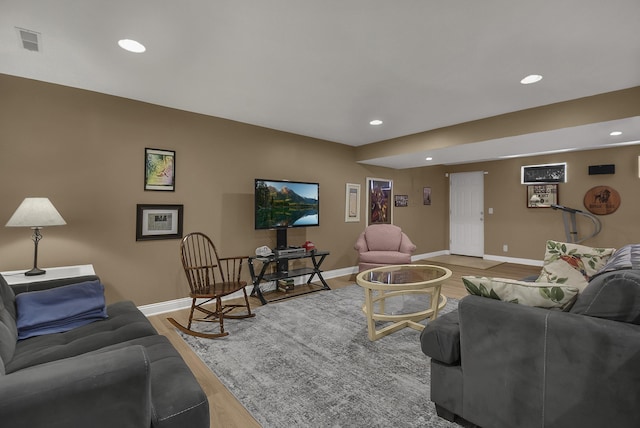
xmin=520 ymin=74 xmax=543 ymax=85
xmin=369 ymin=119 xmax=383 ymax=126
xmin=425 ymin=157 xmax=433 ymax=161
xmin=118 ymin=39 xmax=146 ymax=53
xmin=610 ymin=131 xmax=622 ymax=136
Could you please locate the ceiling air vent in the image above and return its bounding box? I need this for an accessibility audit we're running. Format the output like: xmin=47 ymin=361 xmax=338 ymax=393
xmin=16 ymin=28 xmax=41 ymax=52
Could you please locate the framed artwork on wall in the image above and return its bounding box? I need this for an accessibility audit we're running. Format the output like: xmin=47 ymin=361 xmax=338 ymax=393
xmin=345 ymin=183 xmax=361 ymax=222
xmin=521 ymin=162 xmax=566 ymax=184
xmin=394 ymin=195 xmax=408 ymax=207
xmin=583 ymin=185 xmax=621 ymax=215
xmin=366 ymin=177 xmax=392 ymax=225
xmin=423 ymin=187 xmax=432 ymax=205
xmin=527 ymin=184 xmax=558 ymax=208
xmin=136 ymin=204 xmax=183 ymax=241
xmin=145 ymin=148 xmax=175 ymax=191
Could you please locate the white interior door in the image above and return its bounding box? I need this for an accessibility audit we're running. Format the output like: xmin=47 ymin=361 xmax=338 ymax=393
xmin=449 ymin=171 xmax=484 ymax=257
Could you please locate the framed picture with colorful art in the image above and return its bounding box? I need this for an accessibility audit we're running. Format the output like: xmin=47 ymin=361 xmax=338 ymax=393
xmin=366 ymin=177 xmax=392 ymax=225
xmin=145 ymin=148 xmax=175 ymax=191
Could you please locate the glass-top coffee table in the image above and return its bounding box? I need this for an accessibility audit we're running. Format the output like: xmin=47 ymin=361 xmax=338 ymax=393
xmin=355 ymin=264 xmax=452 ymax=341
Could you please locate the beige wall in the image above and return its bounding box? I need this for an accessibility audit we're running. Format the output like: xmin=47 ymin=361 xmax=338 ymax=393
xmin=1 ymin=74 xmax=638 ymax=306
xmin=0 ymin=74 xmax=446 ymax=305
xmin=445 ymin=146 xmax=640 ymax=259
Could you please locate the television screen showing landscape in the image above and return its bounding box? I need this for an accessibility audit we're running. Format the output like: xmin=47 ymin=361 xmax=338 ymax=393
xmin=255 ymin=179 xmax=319 ymax=229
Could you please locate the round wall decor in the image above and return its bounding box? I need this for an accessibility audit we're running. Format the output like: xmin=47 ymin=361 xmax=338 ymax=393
xmin=583 ymin=186 xmax=621 ymax=215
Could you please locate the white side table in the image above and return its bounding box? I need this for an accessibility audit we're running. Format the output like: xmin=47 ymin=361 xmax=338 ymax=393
xmin=1 ymin=265 xmax=96 ymax=285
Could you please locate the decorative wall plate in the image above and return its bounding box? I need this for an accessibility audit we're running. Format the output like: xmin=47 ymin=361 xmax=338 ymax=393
xmin=583 ymin=186 xmax=620 ymax=215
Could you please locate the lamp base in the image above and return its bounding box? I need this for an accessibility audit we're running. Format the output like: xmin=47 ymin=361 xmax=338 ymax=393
xmin=25 ymin=267 xmax=46 ymax=276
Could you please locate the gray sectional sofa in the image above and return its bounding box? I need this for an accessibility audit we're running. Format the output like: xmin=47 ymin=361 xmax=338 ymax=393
xmin=0 ymin=274 xmax=209 ymax=428
xmin=421 ymin=245 xmax=640 ymax=428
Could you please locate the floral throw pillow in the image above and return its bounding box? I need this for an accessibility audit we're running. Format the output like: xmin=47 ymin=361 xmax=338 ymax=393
xmin=462 ymin=276 xmax=579 ymax=310
xmin=536 ymin=240 xmax=616 ymax=291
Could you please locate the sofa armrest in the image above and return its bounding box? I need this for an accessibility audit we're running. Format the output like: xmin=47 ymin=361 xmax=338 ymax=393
xmin=10 ymin=275 xmax=101 ymax=295
xmin=0 ymin=345 xmax=151 ymax=428
xmin=458 ymin=295 xmax=640 ymax=428
xmin=354 ymin=232 xmax=368 ymax=252
xmin=399 ymin=232 xmax=416 ymax=254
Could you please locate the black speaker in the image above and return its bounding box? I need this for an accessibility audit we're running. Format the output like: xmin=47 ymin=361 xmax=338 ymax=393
xmin=588 ymin=164 xmax=615 ymax=175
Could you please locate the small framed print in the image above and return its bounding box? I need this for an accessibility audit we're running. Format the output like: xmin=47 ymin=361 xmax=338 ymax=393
xmin=527 ymin=184 xmax=558 ymax=208
xmin=394 ymin=195 xmax=408 ymax=207
xmin=136 ymin=204 xmax=183 ymax=241
xmin=145 ymin=148 xmax=175 ymax=191
xmin=345 ymin=183 xmax=361 ymax=222
xmin=423 ymin=187 xmax=432 ymax=205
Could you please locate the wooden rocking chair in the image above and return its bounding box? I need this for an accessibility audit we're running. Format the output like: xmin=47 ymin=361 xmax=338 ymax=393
xmin=168 ymin=232 xmax=255 ymax=339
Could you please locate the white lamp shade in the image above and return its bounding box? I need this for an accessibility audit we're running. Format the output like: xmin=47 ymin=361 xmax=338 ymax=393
xmin=5 ymin=198 xmax=67 ymax=227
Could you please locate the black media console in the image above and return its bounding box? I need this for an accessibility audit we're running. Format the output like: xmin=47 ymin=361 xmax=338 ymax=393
xmin=248 ymin=249 xmax=330 ymax=305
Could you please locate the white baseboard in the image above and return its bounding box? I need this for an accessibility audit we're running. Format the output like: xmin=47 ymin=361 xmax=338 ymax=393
xmin=413 ymin=250 xmax=542 ymax=267
xmin=412 ymin=250 xmax=449 ymax=261
xmin=138 ymin=265 xmax=360 ymax=317
xmin=139 ymin=252 xmax=542 ymax=316
xmin=483 ymin=254 xmax=543 ymax=267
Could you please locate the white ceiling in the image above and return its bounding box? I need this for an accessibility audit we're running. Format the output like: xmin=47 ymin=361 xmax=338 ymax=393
xmin=1 ymin=0 xmax=639 ymax=168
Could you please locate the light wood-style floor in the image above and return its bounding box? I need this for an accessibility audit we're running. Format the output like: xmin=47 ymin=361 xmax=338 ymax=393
xmin=148 ymin=259 xmax=541 ymax=428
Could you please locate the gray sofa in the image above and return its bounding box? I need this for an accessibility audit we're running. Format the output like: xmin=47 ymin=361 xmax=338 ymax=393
xmin=421 ymin=260 xmax=640 ymax=427
xmin=0 ymin=274 xmax=209 ymax=428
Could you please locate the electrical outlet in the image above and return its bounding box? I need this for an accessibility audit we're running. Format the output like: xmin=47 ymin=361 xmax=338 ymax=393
xmin=503 ymin=244 xmax=508 ymax=252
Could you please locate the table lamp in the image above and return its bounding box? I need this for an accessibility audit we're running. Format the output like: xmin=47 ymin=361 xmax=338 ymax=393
xmin=5 ymin=197 xmax=67 ymax=276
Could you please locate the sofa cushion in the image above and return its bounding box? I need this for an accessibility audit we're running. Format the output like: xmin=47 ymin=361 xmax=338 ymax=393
xmin=364 ymin=224 xmax=402 ymax=251
xmin=6 ymin=300 xmax=157 ymax=373
xmin=536 ymin=240 xmax=615 ymax=290
xmin=90 ymin=335 xmax=210 ymax=428
xmin=590 ymin=244 xmax=640 ymax=279
xmin=462 ymin=276 xmax=579 ymax=310
xmin=15 ymin=280 xmax=107 ymax=340
xmin=570 ymin=269 xmax=640 ymax=324
xmin=420 ymin=310 xmax=461 ymax=364
xmin=0 ymin=345 xmax=153 ymax=428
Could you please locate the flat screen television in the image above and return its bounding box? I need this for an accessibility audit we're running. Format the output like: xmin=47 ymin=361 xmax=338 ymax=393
xmin=254 ymin=178 xmax=319 ymax=248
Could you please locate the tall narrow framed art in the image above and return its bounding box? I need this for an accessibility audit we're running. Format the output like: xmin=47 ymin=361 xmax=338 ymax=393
xmin=345 ymin=183 xmax=361 ymax=222
xmin=366 ymin=177 xmax=393 ymax=226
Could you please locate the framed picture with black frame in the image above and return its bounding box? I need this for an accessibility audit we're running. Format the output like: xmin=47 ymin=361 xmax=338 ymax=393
xmin=394 ymin=195 xmax=408 ymax=207
xmin=144 ymin=148 xmax=176 ymax=191
xmin=136 ymin=204 xmax=183 ymax=241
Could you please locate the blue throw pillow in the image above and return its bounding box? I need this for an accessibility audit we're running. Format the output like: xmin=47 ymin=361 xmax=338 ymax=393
xmin=16 ymin=280 xmax=107 ymax=340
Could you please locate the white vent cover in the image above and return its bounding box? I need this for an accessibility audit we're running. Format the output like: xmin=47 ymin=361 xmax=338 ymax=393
xmin=16 ymin=28 xmax=41 ymax=52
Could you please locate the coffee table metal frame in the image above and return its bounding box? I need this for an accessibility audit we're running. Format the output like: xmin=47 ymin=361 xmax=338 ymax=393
xmin=356 ymin=264 xmax=452 ymax=341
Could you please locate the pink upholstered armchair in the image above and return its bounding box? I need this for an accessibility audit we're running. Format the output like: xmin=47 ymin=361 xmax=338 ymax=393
xmin=354 ymin=224 xmax=417 ymax=272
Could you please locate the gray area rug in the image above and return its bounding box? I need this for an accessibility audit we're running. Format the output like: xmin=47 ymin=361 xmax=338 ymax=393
xmin=180 ymin=285 xmax=465 ymax=427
